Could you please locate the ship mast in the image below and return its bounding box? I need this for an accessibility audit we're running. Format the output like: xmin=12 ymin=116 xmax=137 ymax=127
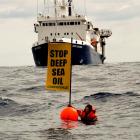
xmin=68 ymin=0 xmax=72 ymax=16
xmin=54 ymin=0 xmax=57 ymax=18
xmin=54 ymin=0 xmax=68 ymax=17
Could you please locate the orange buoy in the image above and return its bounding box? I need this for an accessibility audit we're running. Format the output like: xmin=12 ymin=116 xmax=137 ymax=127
xmin=60 ymin=107 xmax=78 ymax=121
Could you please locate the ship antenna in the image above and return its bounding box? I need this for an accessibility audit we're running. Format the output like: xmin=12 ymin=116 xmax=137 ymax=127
xmin=37 ymin=0 xmax=38 ymax=18
xmin=84 ymin=0 xmax=87 ymax=16
xmin=54 ymin=0 xmax=57 ymax=18
xmin=44 ymin=0 xmax=50 ymax=15
xmin=54 ymin=0 xmax=58 ymax=38
xmin=68 ymin=0 xmax=72 ymax=16
xmin=47 ymin=0 xmax=50 ymax=14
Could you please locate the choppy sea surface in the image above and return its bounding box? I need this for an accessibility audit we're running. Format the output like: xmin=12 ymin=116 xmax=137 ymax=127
xmin=0 ymin=62 xmax=140 ymax=140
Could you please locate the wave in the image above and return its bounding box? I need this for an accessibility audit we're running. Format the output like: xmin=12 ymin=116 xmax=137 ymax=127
xmin=83 ymin=92 xmax=140 ymax=101
xmin=0 ymin=97 xmax=18 ymax=107
xmin=84 ymin=92 xmax=121 ymax=100
xmin=123 ymin=91 xmax=140 ymax=97
xmin=39 ymin=128 xmax=73 ymax=139
xmin=0 ymin=97 xmax=19 ymax=116
xmin=0 ymin=97 xmax=47 ymax=116
xmin=18 ymin=85 xmax=45 ymax=92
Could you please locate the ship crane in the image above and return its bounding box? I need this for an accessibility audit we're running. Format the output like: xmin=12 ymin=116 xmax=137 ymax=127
xmin=100 ymin=29 xmax=112 ymax=63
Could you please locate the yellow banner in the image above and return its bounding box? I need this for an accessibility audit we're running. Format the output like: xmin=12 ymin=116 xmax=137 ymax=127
xmin=46 ymin=43 xmax=71 ymax=91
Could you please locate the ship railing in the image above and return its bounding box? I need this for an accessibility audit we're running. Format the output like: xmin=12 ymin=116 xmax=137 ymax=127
xmin=100 ymin=29 xmax=112 ymax=38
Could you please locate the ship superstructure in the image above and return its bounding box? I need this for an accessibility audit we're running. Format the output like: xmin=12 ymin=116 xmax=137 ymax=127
xmin=32 ymin=0 xmax=112 ymax=66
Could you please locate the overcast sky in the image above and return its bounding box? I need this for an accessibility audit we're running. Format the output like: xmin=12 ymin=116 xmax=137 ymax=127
xmin=0 ymin=0 xmax=140 ymax=66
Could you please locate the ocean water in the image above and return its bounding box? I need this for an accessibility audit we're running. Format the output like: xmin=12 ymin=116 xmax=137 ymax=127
xmin=0 ymin=62 xmax=140 ymax=140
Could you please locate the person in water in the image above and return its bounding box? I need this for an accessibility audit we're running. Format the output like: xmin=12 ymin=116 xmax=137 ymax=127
xmin=77 ymin=104 xmax=97 ymax=124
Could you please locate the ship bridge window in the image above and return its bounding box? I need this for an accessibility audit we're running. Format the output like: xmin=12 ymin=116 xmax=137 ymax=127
xmin=49 ymin=23 xmax=55 ymax=26
xmin=59 ymin=22 xmax=64 ymax=26
xmin=57 ymin=21 xmax=82 ymax=26
xmin=41 ymin=23 xmax=56 ymax=26
xmin=42 ymin=23 xmax=49 ymax=26
xmin=70 ymin=22 xmax=74 ymax=25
